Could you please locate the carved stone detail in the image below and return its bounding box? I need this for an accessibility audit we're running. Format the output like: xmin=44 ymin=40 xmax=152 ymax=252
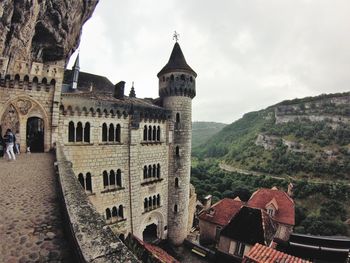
xmin=16 ymin=99 xmax=32 ymax=115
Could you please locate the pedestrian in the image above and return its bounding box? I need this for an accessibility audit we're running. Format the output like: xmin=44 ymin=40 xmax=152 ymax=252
xmin=15 ymin=130 xmax=20 ymax=154
xmin=4 ymin=129 xmax=16 ymax=161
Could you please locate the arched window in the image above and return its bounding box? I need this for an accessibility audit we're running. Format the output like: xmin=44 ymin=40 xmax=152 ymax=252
xmin=50 ymin=79 xmax=56 ymax=89
xmin=157 ymin=164 xmax=160 ymax=178
xmin=148 ymin=126 xmax=152 ymax=140
xmin=153 ymin=196 xmax=156 ymax=207
xmin=14 ymin=74 xmax=20 ymax=82
xmin=152 ymin=126 xmax=156 ymax=141
xmin=78 ymin=173 xmax=85 ymax=189
xmin=176 ymin=146 xmax=180 ymax=157
xmin=148 ymin=165 xmax=152 ymax=179
xmin=42 ymin=77 xmax=47 ymax=85
xmin=152 ymin=164 xmax=156 ymax=178
xmin=102 ymin=123 xmax=107 ymax=142
xmin=116 ymin=169 xmax=122 ymax=187
xmin=175 ymin=177 xmax=179 ymax=188
xmin=170 ymin=74 xmax=174 ymax=81
xmin=103 ymin=171 xmax=109 ymax=188
xmin=109 ymin=123 xmax=114 ymax=141
xmin=174 ymin=204 xmax=178 ymax=213
xmin=180 ymin=74 xmax=185 ymax=80
xmin=157 ymin=126 xmax=160 ymax=141
xmin=76 ymin=122 xmax=83 ymax=142
xmin=190 ymin=76 xmax=193 ymax=83
xmin=84 ymin=122 xmax=90 ymax=143
xmin=106 ymin=208 xmax=111 ymax=220
xmin=176 ymin=113 xmax=180 ymax=123
xmin=119 ymin=205 xmax=124 ymax=218
xmin=109 ymin=170 xmax=116 ymax=187
xmin=148 ymin=197 xmax=152 ymax=208
xmin=143 ymin=125 xmax=147 ymax=141
xmin=144 ymin=198 xmax=148 ymax=210
xmin=157 ymin=194 xmax=160 ymax=206
xmin=68 ymin=121 xmax=75 ymax=142
xmin=115 ymin=124 xmax=121 ymax=142
xmin=86 ymin=173 xmax=92 ymax=192
xmin=112 ymin=207 xmax=118 ymax=217
xmin=24 ymin=75 xmax=29 ymax=85
xmin=143 ymin=166 xmax=147 ymax=179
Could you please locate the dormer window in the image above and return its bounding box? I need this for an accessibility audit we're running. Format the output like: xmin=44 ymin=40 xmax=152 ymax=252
xmin=267 ymin=208 xmax=275 ymax=217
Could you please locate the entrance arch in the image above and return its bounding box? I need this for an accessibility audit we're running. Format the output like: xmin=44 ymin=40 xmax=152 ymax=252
xmin=140 ymin=211 xmax=165 ymax=243
xmin=143 ymin=223 xmax=158 ymax=243
xmin=26 ymin=117 xmax=44 ymax=152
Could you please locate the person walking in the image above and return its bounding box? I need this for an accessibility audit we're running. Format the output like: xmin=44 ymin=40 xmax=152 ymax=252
xmin=5 ymin=129 xmax=16 ymax=161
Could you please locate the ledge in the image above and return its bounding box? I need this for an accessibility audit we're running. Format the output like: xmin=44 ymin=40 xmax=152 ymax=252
xmin=106 ymin=218 xmax=127 ymax=226
xmin=140 ymin=141 xmax=163 ymax=145
xmin=56 ymin=144 xmax=139 ymax=263
xmin=98 ymin=142 xmax=123 ymax=146
xmin=141 ymin=178 xmax=163 ymax=186
xmin=101 ymin=187 xmax=125 ymax=194
xmin=64 ymin=142 xmax=94 ymax=146
xmin=142 ymin=206 xmax=162 ymax=215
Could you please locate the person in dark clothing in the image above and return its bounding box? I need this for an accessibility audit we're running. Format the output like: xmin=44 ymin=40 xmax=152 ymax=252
xmin=4 ymin=129 xmax=16 ymax=161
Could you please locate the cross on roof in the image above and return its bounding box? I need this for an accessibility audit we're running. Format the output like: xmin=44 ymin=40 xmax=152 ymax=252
xmin=173 ymin=31 xmax=179 ymax=42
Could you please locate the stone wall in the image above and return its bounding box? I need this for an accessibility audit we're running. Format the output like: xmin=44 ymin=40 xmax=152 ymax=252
xmin=55 ymin=144 xmax=139 ymax=262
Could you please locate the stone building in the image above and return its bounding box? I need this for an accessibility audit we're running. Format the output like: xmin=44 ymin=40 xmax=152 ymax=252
xmin=0 ymin=41 xmax=197 ymax=246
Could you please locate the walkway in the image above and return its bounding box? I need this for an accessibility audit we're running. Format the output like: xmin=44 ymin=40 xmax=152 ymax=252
xmin=0 ymin=153 xmax=73 ymax=263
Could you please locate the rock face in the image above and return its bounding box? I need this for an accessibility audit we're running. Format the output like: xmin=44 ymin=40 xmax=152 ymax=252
xmin=0 ymin=0 xmax=99 ymax=64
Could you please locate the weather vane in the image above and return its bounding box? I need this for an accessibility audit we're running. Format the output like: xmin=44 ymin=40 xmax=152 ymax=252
xmin=173 ymin=31 xmax=179 ymax=42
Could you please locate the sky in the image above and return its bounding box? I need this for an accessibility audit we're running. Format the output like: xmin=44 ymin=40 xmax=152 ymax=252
xmin=68 ymin=0 xmax=350 ymax=124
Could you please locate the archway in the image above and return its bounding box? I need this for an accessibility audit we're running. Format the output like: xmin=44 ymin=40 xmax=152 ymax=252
xmin=143 ymin=223 xmax=158 ymax=243
xmin=26 ymin=117 xmax=44 ymax=152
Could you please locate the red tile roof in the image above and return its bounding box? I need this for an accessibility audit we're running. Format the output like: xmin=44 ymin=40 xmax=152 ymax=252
xmin=248 ymin=188 xmax=295 ymax=225
xmin=243 ymin=243 xmax=311 ymax=263
xmin=199 ymin=198 xmax=242 ymax=226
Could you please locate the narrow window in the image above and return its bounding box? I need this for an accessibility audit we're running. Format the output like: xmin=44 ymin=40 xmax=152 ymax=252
xmin=102 ymin=123 xmax=107 ymax=142
xmin=106 ymin=208 xmax=111 ymax=220
xmin=109 ymin=123 xmax=114 ymax=141
xmin=176 ymin=113 xmax=180 ymax=123
xmin=78 ymin=173 xmax=85 ymax=189
xmin=153 ymin=164 xmax=156 ymax=178
xmin=180 ymin=74 xmax=185 ymax=80
xmin=50 ymin=79 xmax=56 ymax=89
xmin=148 ymin=126 xmax=152 ymax=140
xmin=175 ymin=177 xmax=179 ymax=188
xmin=176 ymin=146 xmax=180 ymax=157
xmin=103 ymin=171 xmax=109 ymax=188
xmin=112 ymin=207 xmax=118 ymax=217
xmin=153 ymin=196 xmax=156 ymax=207
xmin=174 ymin=204 xmax=178 ymax=213
xmin=170 ymin=74 xmax=174 ymax=81
xmin=148 ymin=165 xmax=152 ymax=179
xmin=119 ymin=205 xmax=124 ymax=218
xmin=153 ymin=125 xmax=156 ymax=141
xmin=143 ymin=125 xmax=147 ymax=141
xmin=84 ymin=122 xmax=90 ymax=143
xmin=143 ymin=166 xmax=147 ymax=179
xmin=68 ymin=121 xmax=75 ymax=142
xmin=157 ymin=194 xmax=160 ymax=206
xmin=144 ymin=198 xmax=148 ymax=210
xmin=157 ymin=126 xmax=160 ymax=141
xmin=116 ymin=169 xmax=122 ymax=187
xmin=115 ymin=124 xmax=121 ymax=142
xmin=76 ymin=122 xmax=83 ymax=142
xmin=86 ymin=173 xmax=92 ymax=192
xmin=157 ymin=164 xmax=160 ymax=178
xmin=109 ymin=170 xmax=116 ymax=187
xmin=148 ymin=197 xmax=152 ymax=209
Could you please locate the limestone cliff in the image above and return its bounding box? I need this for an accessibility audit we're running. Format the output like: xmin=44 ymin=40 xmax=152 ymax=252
xmin=0 ymin=0 xmax=98 ymax=64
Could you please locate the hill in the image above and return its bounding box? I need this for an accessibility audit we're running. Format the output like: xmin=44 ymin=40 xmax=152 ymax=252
xmin=192 ymin=121 xmax=227 ymax=148
xmin=193 ymin=92 xmax=350 ymax=182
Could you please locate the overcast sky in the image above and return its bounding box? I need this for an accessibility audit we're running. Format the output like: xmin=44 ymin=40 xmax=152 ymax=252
xmin=68 ymin=0 xmax=350 ymax=124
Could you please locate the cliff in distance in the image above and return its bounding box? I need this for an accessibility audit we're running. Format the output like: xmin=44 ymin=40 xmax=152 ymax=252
xmin=0 ymin=0 xmax=99 ymax=64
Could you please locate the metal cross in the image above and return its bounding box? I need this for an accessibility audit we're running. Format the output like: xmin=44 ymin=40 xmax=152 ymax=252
xmin=173 ymin=31 xmax=180 ymax=42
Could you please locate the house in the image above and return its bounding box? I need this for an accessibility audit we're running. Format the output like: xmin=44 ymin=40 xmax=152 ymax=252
xmin=247 ymin=187 xmax=295 ymax=241
xmin=198 ymin=198 xmax=242 ymax=245
xmin=242 ymin=243 xmax=312 ymax=263
xmin=216 ymin=206 xmax=276 ymax=262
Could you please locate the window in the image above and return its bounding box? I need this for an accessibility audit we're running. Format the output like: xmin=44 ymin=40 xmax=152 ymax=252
xmin=176 ymin=113 xmax=180 ymax=123
xmin=157 ymin=126 xmax=160 ymax=141
xmin=103 ymin=171 xmax=109 ymax=188
xmin=267 ymin=208 xmax=275 ymax=217
xmin=78 ymin=173 xmax=84 ymax=188
xmin=143 ymin=166 xmax=147 ymax=179
xmin=106 ymin=208 xmax=111 ymax=220
xmin=119 ymin=205 xmax=124 ymax=218
xmin=152 ymin=164 xmax=156 ymax=178
xmin=116 ymin=124 xmax=121 ymax=142
xmin=176 ymin=146 xmax=180 ymax=156
xmin=144 ymin=194 xmax=161 ymax=212
xmin=234 ymin=242 xmax=245 ymax=257
xmin=143 ymin=125 xmax=147 ymax=141
xmin=84 ymin=122 xmax=90 ymax=142
xmin=153 ymin=196 xmax=156 ymax=207
xmin=148 ymin=126 xmax=152 ymax=140
xmin=76 ymin=122 xmax=83 ymax=142
xmin=86 ymin=172 xmax=92 ymax=192
xmin=148 ymin=165 xmax=152 ymax=179
xmin=102 ymin=123 xmax=107 ymax=142
xmin=112 ymin=206 xmax=118 ymax=217
xmin=68 ymin=121 xmax=75 ymax=142
xmin=109 ymin=123 xmax=114 ymax=141
xmin=157 ymin=164 xmax=160 ymax=178
xmin=157 ymin=194 xmax=160 ymax=206
xmin=174 ymin=204 xmax=178 ymax=213
xmin=109 ymin=170 xmax=116 ymax=187
xmin=116 ymin=169 xmax=122 ymax=187
xmin=152 ymin=126 xmax=156 ymax=140
xmin=175 ymin=177 xmax=179 ymax=188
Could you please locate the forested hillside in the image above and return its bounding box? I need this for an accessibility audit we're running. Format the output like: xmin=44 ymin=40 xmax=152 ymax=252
xmin=192 ymin=122 xmax=227 ymax=148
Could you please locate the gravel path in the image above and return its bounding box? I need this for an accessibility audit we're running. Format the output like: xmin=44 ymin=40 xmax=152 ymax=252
xmin=0 ymin=153 xmax=73 ymax=263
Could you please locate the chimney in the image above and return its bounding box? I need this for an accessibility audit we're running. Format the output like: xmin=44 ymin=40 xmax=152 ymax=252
xmin=203 ymin=195 xmax=212 ymax=210
xmin=114 ymin=81 xmax=125 ymax=99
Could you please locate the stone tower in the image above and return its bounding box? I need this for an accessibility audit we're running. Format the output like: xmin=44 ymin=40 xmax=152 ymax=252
xmin=158 ymin=42 xmax=197 ymax=245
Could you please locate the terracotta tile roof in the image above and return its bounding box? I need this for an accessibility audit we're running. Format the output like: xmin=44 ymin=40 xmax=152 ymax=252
xmin=248 ymin=188 xmax=295 ymax=225
xmin=198 ymin=198 xmax=242 ymax=226
xmin=243 ymin=243 xmax=312 ymax=263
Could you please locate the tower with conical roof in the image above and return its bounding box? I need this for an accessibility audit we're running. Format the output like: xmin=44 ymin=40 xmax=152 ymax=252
xmin=158 ymin=41 xmax=196 ymax=245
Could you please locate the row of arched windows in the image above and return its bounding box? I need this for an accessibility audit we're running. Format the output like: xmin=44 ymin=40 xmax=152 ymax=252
xmin=105 ymin=205 xmax=124 ymax=221
xmin=143 ymin=164 xmax=161 ymax=180
xmin=161 ymin=74 xmax=193 ymax=83
xmin=102 ymin=123 xmax=121 ymax=142
xmin=143 ymin=125 xmax=161 ymax=141
xmin=1 ymin=74 xmax=56 ymax=91
xmin=68 ymin=121 xmax=90 ymax=142
xmin=103 ymin=169 xmax=122 ymax=189
xmin=144 ymin=194 xmax=161 ymax=212
xmin=78 ymin=172 xmax=92 ymax=193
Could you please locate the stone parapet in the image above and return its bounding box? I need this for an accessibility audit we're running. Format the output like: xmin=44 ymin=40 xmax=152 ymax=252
xmin=55 ymin=144 xmax=139 ymax=263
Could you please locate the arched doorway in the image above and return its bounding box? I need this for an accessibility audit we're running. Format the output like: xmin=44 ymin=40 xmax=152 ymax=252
xmin=26 ymin=117 xmax=44 ymax=152
xmin=143 ymin=223 xmax=158 ymax=243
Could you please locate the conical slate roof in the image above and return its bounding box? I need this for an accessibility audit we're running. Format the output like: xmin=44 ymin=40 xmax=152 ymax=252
xmin=157 ymin=42 xmax=197 ymax=77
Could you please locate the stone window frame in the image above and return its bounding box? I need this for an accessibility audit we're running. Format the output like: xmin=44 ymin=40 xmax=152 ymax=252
xmin=67 ymin=120 xmax=91 ymax=144
xmin=143 ymin=194 xmax=161 ymax=212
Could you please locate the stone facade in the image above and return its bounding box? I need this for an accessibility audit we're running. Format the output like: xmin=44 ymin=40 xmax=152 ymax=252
xmin=0 ymin=42 xmax=197 ymax=246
